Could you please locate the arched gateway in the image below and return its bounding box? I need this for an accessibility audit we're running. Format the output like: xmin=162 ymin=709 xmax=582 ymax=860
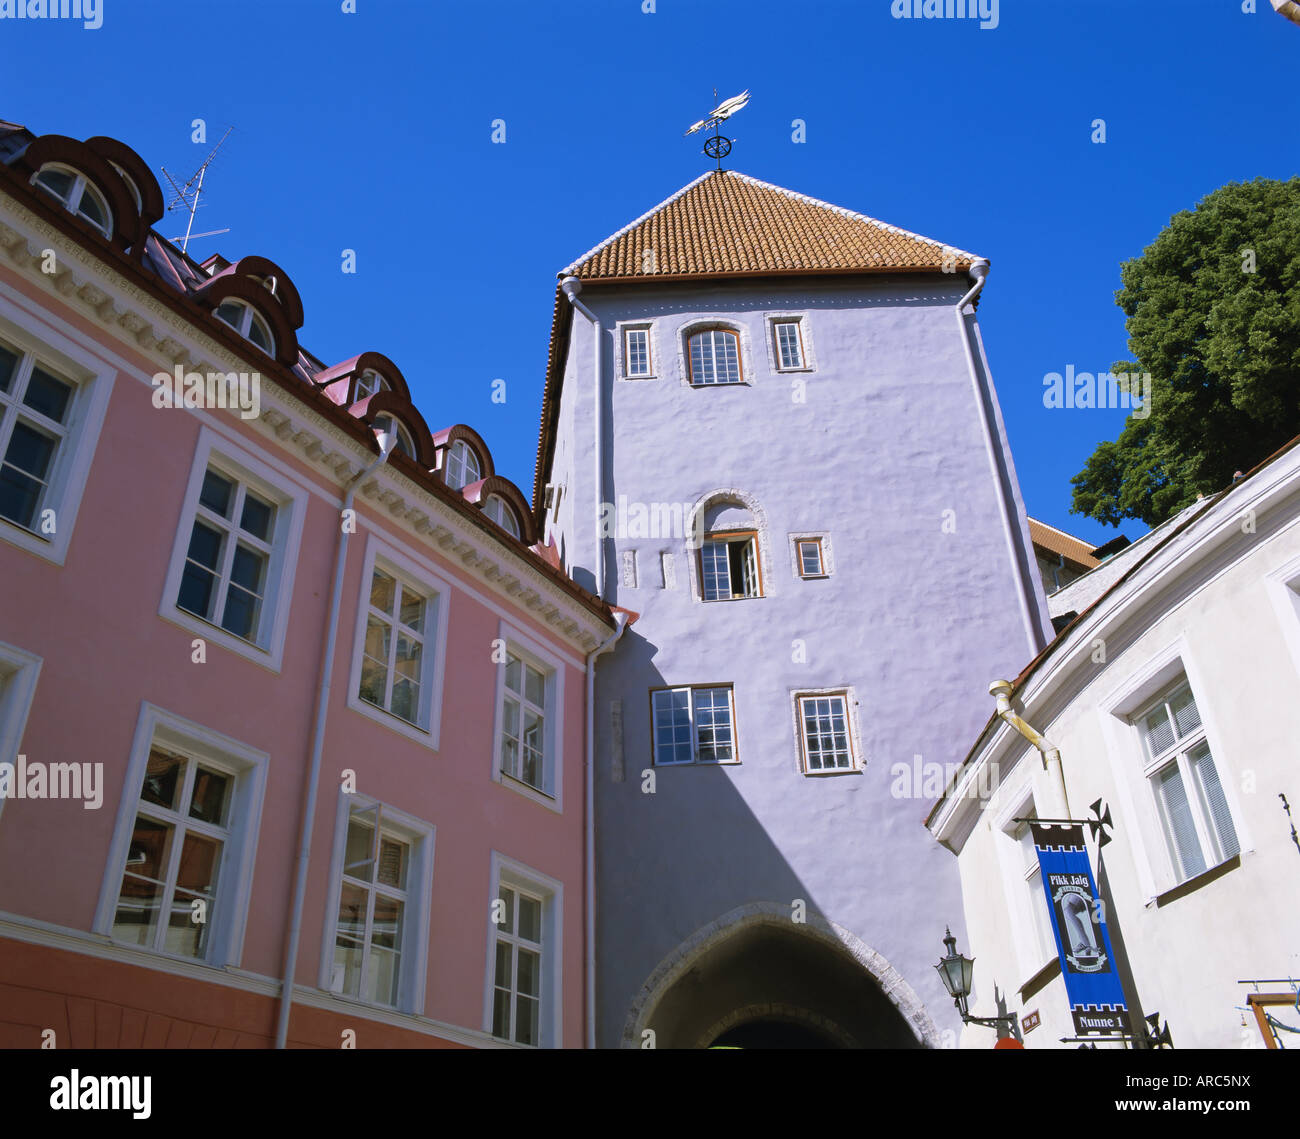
xmin=622 ymin=903 xmax=940 ymax=1049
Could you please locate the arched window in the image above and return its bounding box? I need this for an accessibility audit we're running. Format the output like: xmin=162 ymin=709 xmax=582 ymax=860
xmin=484 ymin=494 xmax=521 ymax=539
xmin=687 ymin=328 xmax=742 ymax=386
xmin=109 ymin=161 xmax=143 ymax=213
xmin=354 ymin=369 xmax=390 ymax=402
xmin=214 ymin=299 xmax=275 ymax=356
xmin=32 ymin=164 xmax=112 ymax=237
xmin=373 ymin=415 xmax=415 ymax=459
xmin=444 ymin=439 xmax=481 ymax=490
xmin=698 ymin=501 xmax=762 ymax=600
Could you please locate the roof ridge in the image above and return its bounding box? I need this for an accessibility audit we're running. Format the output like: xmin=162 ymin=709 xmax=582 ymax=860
xmin=557 ymin=169 xmax=716 ymax=277
xmin=724 ymin=170 xmax=984 ymax=262
xmin=1027 ymin=516 xmax=1098 ymax=544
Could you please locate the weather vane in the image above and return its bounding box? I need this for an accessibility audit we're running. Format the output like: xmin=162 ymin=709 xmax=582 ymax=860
xmin=685 ymin=89 xmax=749 ymax=169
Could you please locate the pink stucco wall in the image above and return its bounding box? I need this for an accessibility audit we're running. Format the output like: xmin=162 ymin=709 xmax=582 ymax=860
xmin=0 ymin=264 xmax=596 ymax=1046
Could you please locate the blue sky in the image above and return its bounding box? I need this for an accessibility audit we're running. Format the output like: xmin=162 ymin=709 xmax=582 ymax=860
xmin=2 ymin=0 xmax=1295 ymax=546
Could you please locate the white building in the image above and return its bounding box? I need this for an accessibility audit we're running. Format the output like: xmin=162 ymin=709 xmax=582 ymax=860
xmin=928 ymin=438 xmax=1300 ymax=1048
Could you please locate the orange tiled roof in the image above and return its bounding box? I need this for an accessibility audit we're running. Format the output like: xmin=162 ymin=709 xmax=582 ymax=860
xmin=559 ymin=169 xmax=982 ymax=281
xmin=1027 ymin=518 xmax=1100 ymax=571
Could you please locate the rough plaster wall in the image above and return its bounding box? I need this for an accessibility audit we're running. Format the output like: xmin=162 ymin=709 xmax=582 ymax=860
xmin=551 ymin=278 xmax=1040 ymax=1046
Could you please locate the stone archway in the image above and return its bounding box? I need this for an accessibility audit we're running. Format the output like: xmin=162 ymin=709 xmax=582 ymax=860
xmin=622 ymin=902 xmax=940 ymax=1049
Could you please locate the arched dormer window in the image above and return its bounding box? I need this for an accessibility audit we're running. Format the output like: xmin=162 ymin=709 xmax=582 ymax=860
xmin=687 ymin=327 xmax=742 ymax=386
xmin=444 ymin=439 xmax=482 ymax=490
xmin=214 ymin=299 xmax=275 ymax=356
xmin=354 ymin=369 xmax=390 ymax=402
xmin=109 ymin=162 xmax=143 ymax=212
xmin=32 ymin=164 xmax=112 ymax=237
xmin=484 ymin=494 xmax=521 ymax=539
xmin=697 ymin=499 xmax=763 ymax=601
xmin=373 ymin=414 xmax=416 ymax=459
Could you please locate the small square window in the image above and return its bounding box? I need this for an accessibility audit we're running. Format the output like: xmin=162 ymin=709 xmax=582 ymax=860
xmin=651 ymin=685 xmax=736 ymax=765
xmin=797 ymin=692 xmax=858 ymax=773
xmin=774 ymin=320 xmax=805 ymax=370
xmin=797 ymin=538 xmax=825 ymax=578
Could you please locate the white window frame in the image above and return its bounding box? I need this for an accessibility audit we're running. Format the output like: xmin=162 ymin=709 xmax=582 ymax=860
xmin=792 ymin=533 xmax=832 ymax=579
xmin=992 ymin=786 xmax=1058 ymax=981
xmin=0 ymin=639 xmax=41 ymax=823
xmin=699 ymin=530 xmax=763 ymax=601
xmin=677 ymin=319 xmax=753 ymax=390
xmin=159 ymin=427 xmax=308 ymax=672
xmin=94 ymin=702 xmax=268 ymax=969
xmin=650 ymin=684 xmax=738 ymax=766
xmin=214 ymin=298 xmax=275 ymax=357
xmin=490 ymin=621 xmax=565 ymax=812
xmin=373 ymin=414 xmax=416 ymax=460
xmin=317 ymin=790 xmax=435 ymax=1016
xmin=765 ymin=313 xmax=816 ymax=373
xmin=793 ymin=689 xmax=861 ymax=775
xmin=443 ymin=439 xmax=482 ymax=491
xmin=1099 ymin=642 xmax=1251 ymax=900
xmin=483 ymin=852 xmax=562 ymax=1048
xmin=0 ymin=304 xmax=115 ymax=565
xmin=346 ymin=536 xmax=451 ymax=750
xmin=32 ymin=163 xmax=113 ymax=237
xmin=686 ymin=327 xmax=744 ymax=386
xmin=484 ymin=494 xmax=521 ymax=539
xmin=354 ymin=369 xmax=390 ymax=402
xmin=1132 ymin=679 xmax=1240 ymax=885
xmin=618 ymin=322 xmax=655 ymax=380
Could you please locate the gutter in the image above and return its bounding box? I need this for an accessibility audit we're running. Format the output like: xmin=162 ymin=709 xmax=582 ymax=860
xmin=953 ymin=263 xmax=1049 ymax=657
xmin=988 ymin=680 xmax=1069 ymax=818
xmin=560 ymin=276 xmax=605 ymax=599
xmin=583 ymin=609 xmax=630 ymax=1048
xmin=274 ymin=426 xmax=397 ymax=1049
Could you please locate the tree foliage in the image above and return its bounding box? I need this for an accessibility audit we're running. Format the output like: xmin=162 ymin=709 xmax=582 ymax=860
xmin=1071 ymin=177 xmax=1300 ymax=527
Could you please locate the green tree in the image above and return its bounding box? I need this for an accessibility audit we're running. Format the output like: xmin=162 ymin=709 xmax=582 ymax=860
xmin=1071 ymin=177 xmax=1300 ymax=528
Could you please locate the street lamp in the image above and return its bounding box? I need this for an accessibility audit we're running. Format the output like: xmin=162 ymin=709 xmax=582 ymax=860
xmin=934 ymin=928 xmax=1019 ymax=1035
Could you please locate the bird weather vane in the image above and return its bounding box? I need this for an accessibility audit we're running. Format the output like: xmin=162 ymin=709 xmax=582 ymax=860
xmin=685 ymin=89 xmax=749 ymax=168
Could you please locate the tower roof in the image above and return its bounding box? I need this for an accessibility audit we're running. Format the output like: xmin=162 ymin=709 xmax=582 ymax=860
xmin=559 ymin=169 xmax=982 ymax=281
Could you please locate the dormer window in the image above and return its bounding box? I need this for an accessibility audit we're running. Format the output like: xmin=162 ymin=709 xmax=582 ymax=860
xmin=32 ymin=164 xmax=112 ymax=238
xmin=373 ymin=415 xmax=415 ymax=460
xmin=109 ymin=162 xmax=143 ymax=213
xmin=354 ymin=370 xmax=390 ymax=402
xmin=214 ymin=300 xmax=275 ymax=356
xmin=444 ymin=439 xmax=481 ymax=491
xmin=484 ymin=494 xmax=521 ymax=540
xmin=687 ymin=328 xmax=742 ymax=386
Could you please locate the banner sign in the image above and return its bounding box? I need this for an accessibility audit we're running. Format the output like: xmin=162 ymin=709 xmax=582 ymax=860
xmin=1030 ymin=822 xmax=1128 ymax=1035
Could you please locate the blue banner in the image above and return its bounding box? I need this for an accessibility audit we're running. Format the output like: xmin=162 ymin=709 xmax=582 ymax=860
xmin=1030 ymin=822 xmax=1129 ymax=1035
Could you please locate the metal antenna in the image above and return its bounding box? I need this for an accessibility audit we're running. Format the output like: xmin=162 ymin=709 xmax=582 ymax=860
xmin=161 ymin=126 xmax=233 ymax=254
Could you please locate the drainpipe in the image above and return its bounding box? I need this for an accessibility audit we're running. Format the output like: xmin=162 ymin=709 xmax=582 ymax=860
xmin=274 ymin=426 xmax=396 ymax=1049
xmin=989 ymin=680 xmax=1069 ymax=818
xmin=584 ymin=610 xmax=628 ymax=1048
xmin=561 ymin=276 xmax=605 ymax=600
xmin=955 ymin=263 xmax=1045 ymax=658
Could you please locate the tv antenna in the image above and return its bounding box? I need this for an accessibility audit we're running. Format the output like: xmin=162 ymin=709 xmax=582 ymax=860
xmin=161 ymin=126 xmax=233 ymax=254
xmin=684 ymin=88 xmax=749 ymax=169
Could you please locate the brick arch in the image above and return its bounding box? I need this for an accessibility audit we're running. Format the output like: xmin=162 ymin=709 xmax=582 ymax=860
xmin=684 ymin=486 xmax=776 ymax=601
xmin=695 ymin=1002 xmax=860 ymax=1050
xmin=621 ymin=901 xmax=940 ymax=1049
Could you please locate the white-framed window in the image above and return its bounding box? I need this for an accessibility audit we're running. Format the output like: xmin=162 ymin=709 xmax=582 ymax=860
xmin=1010 ymin=809 xmax=1057 ymax=967
xmin=214 ymin=299 xmax=275 ymax=356
xmin=373 ymin=414 xmax=415 ymax=459
xmin=485 ymin=854 xmax=562 ymax=1048
xmin=623 ymin=325 xmax=652 ymax=379
xmin=94 ymin=703 xmax=268 ymax=968
xmin=796 ymin=691 xmax=858 ymax=773
xmin=796 ymin=537 xmax=825 ymax=578
xmin=484 ymin=494 xmax=521 ymax=539
xmin=320 ymin=793 xmax=434 ymax=1014
xmin=699 ymin=530 xmax=761 ymax=600
xmin=444 ymin=439 xmax=481 ymax=490
xmin=492 ymin=623 xmax=565 ymax=810
xmin=354 ymin=369 xmax=390 ymax=402
xmin=0 ymin=308 xmax=114 ymax=565
xmin=774 ymin=320 xmax=804 ymax=369
xmin=1134 ymin=680 xmax=1239 ymax=883
xmin=687 ymin=328 xmax=742 ymax=386
xmin=347 ymin=537 xmax=450 ymax=748
xmin=0 ymin=639 xmax=41 ymax=823
xmin=32 ymin=163 xmax=112 ymax=237
xmin=651 ymin=685 xmax=736 ymax=765
xmin=160 ymin=429 xmax=308 ymax=671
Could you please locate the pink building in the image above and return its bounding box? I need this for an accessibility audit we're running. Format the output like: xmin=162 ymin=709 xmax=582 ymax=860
xmin=0 ymin=122 xmax=617 ymax=1048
